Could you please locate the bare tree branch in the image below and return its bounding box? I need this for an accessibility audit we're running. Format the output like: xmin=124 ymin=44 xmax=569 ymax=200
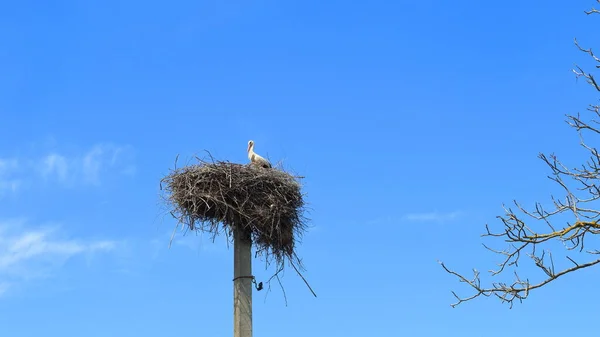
xmin=584 ymin=0 xmax=600 ymax=15
xmin=441 ymin=5 xmax=600 ymax=307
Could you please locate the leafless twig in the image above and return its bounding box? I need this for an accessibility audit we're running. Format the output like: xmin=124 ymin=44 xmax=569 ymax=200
xmin=441 ymin=9 xmax=600 ymax=307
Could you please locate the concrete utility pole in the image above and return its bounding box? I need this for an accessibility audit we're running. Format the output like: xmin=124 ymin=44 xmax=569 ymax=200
xmin=233 ymin=226 xmax=253 ymax=337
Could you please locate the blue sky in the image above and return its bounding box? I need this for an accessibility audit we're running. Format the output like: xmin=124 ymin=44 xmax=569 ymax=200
xmin=2 ymin=0 xmax=600 ymax=336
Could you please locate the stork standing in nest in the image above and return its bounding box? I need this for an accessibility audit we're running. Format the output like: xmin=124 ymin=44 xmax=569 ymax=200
xmin=247 ymin=140 xmax=272 ymax=168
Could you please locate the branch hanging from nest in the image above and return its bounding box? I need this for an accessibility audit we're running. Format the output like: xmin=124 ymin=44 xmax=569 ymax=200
xmin=160 ymin=155 xmax=316 ymax=299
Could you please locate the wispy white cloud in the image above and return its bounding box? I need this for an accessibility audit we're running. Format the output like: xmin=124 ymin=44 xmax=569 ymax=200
xmin=403 ymin=211 xmax=462 ymax=223
xmin=0 ymin=219 xmax=118 ymax=296
xmin=41 ymin=143 xmax=135 ymax=186
xmin=41 ymin=154 xmax=69 ymax=182
xmin=82 ymin=147 xmax=103 ymax=184
xmin=0 ymin=158 xmax=21 ymax=194
xmin=0 ymin=142 xmax=136 ymax=194
xmin=0 ymin=159 xmax=18 ymax=173
xmin=0 ymin=282 xmax=9 ymax=296
xmin=0 ymin=158 xmax=19 ymax=174
xmin=80 ymin=144 xmax=135 ymax=184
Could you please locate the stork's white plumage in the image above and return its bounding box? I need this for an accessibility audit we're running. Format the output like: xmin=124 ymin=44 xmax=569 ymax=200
xmin=247 ymin=140 xmax=272 ymax=168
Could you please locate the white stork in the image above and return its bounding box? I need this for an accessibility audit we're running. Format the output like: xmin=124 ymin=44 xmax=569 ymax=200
xmin=247 ymin=140 xmax=272 ymax=168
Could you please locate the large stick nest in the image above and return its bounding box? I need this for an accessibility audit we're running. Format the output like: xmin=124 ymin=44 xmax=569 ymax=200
xmin=160 ymin=157 xmax=308 ymax=269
